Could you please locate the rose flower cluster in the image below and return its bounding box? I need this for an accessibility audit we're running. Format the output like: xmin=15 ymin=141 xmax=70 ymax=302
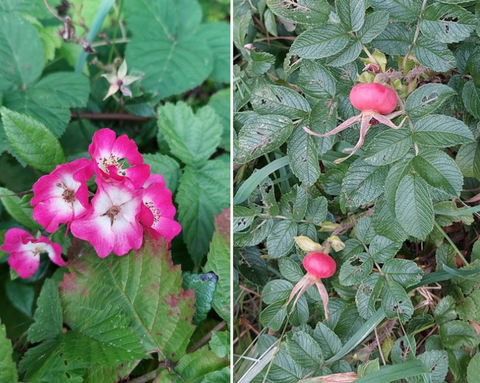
xmin=1 ymin=128 xmax=181 ymax=278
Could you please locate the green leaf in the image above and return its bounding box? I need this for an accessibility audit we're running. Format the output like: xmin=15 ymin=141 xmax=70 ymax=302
xmin=336 ymin=0 xmax=366 ymax=32
xmin=265 ymin=0 xmax=330 ymax=25
xmin=36 ymin=26 xmax=62 ymax=64
xmin=412 ymin=148 xmax=463 ymax=198
xmin=266 ymin=220 xmax=297 ymax=259
xmin=198 ymin=22 xmax=230 ymax=83
xmin=0 ymin=107 xmax=65 ymax=173
xmin=60 ymin=238 xmax=194 ymax=361
xmin=370 ymin=0 xmax=421 ymax=23
xmin=373 ymin=22 xmax=414 ymax=56
xmin=304 ymin=196 xmax=328 ymax=225
xmin=204 ymin=209 xmax=230 ymax=323
xmin=342 ymin=159 xmax=388 ymax=208
xmin=158 ymin=102 xmax=223 ymax=166
xmin=262 ymin=280 xmax=294 ymax=304
xmin=339 ymin=252 xmax=373 ymax=286
xmin=462 ymin=81 xmax=480 ymax=119
xmin=182 ymin=272 xmax=216 ymax=325
xmin=125 ymin=0 xmax=213 ymax=98
xmin=383 ymin=259 xmax=424 ymax=288
xmin=467 ymin=353 xmax=480 ymax=383
xmin=369 ymin=235 xmax=403 ymax=263
xmin=143 ymin=153 xmax=181 ymax=192
xmin=28 ymin=279 xmax=63 ymax=344
xmin=420 ymin=3 xmax=476 ymax=44
xmin=287 ymin=125 xmax=321 ymax=187
xmin=297 ymin=60 xmax=335 ymax=99
xmin=356 ymin=273 xmax=383 ymax=319
xmin=381 ymin=280 xmax=414 ymax=321
xmin=357 ymin=11 xmax=390 ymax=43
xmin=177 ymin=160 xmax=230 ymax=266
xmin=356 ymin=216 xmax=375 ymax=245
xmin=0 ymin=320 xmax=17 ymax=383
xmin=395 ymin=173 xmax=434 ymax=240
xmin=210 ymin=332 xmax=230 ymax=359
xmin=313 ymin=322 xmax=342 ymax=360
xmin=0 ymin=13 xmax=43 ymax=86
xmin=0 ymin=0 xmax=62 ymax=19
xmin=290 ymin=24 xmax=350 ymax=59
xmin=405 ymin=83 xmax=457 ymax=119
xmin=287 ymin=331 xmax=323 ymax=370
xmin=247 ymin=51 xmax=275 ymax=77
xmin=0 ymin=186 xmax=41 ymax=230
xmin=413 ymin=114 xmax=473 ymax=148
xmin=5 ymin=280 xmax=34 ymax=317
xmin=308 ymin=98 xmax=337 ymax=156
xmin=455 ymin=142 xmax=476 ymax=178
xmin=208 ymin=88 xmax=231 ymax=151
xmin=413 ymin=36 xmax=456 ymax=72
xmin=439 ymin=321 xmax=480 ymax=349
xmin=326 ymin=40 xmax=362 ymax=67
xmin=362 ymin=128 xmax=413 ymax=166
xmin=372 ymin=198 xmax=409 ymax=243
xmin=233 ymin=206 xmax=256 ymax=233
xmin=353 ymin=359 xmax=430 ymax=383
xmin=251 ymin=85 xmax=311 ymax=119
xmin=235 ymin=115 xmax=294 ymax=164
xmin=260 ymin=301 xmax=287 ymax=331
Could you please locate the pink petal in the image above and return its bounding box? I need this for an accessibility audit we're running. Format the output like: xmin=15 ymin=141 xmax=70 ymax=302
xmin=8 ymin=250 xmax=40 ymax=279
xmin=0 ymin=228 xmax=34 ymax=253
xmin=38 ymin=236 xmax=66 ymax=266
xmin=112 ymin=134 xmax=144 ymax=166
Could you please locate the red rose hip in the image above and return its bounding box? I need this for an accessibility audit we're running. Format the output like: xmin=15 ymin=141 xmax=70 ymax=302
xmin=303 ymin=252 xmax=336 ymax=279
xmin=349 ymin=83 xmax=397 ymax=115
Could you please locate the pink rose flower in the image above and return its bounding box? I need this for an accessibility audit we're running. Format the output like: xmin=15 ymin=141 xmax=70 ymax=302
xmin=1 ymin=229 xmax=66 ymax=278
xmin=31 ymin=158 xmax=94 ymax=232
xmin=88 ymin=128 xmax=150 ymax=188
xmin=139 ymin=174 xmax=181 ymax=242
xmin=70 ymin=177 xmax=144 ymax=257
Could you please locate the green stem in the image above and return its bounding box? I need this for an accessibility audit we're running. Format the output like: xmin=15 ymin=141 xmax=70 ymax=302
xmin=434 ymin=221 xmax=469 ymax=266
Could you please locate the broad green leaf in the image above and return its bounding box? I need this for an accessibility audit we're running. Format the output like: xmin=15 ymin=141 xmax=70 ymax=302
xmin=287 ymin=125 xmax=321 ymax=187
xmin=199 ymin=367 xmax=230 ymax=383
xmin=356 ymin=216 xmax=375 ymax=245
xmin=208 ymin=88 xmax=231 ymax=151
xmin=210 ymin=332 xmax=230 ymax=358
xmin=339 ymin=252 xmax=373 ymax=286
xmin=0 ymin=0 xmax=61 ymax=19
xmin=287 ymin=331 xmax=323 ymax=371
xmin=467 ymin=353 xmax=480 ymax=383
xmin=251 ymin=85 xmax=311 ymax=119
xmin=353 ymin=359 xmax=429 ymax=383
xmin=59 ymin=237 xmax=194 ymax=361
xmin=413 ymin=114 xmax=474 ymax=147
xmin=264 ymin=9 xmax=278 ymax=37
xmin=177 ymin=160 xmax=230 ymax=266
xmin=125 ymin=0 xmax=213 ymax=98
xmin=143 ymin=153 xmax=181 ymax=192
xmin=370 ymin=0 xmax=421 ymax=23
xmin=405 ymin=83 xmax=457 ymax=119
xmin=391 ymin=332 xmax=415 ymax=361
xmin=420 ymin=3 xmax=476 ymax=44
xmin=5 ymin=280 xmax=34 ymax=317
xmin=198 ymin=22 xmax=230 ymax=83
xmin=413 ymin=36 xmax=456 ymax=72
xmin=233 ymin=206 xmax=256 ymax=233
xmin=372 ymin=198 xmax=409 ymax=243
xmin=28 ymin=279 xmax=62 ymax=343
xmin=372 ymin=22 xmax=413 ymax=56
xmin=357 ymin=11 xmax=390 ymax=43
xmin=326 ymin=40 xmax=362 ymax=67
xmin=462 ymin=81 xmax=480 ymax=119
xmin=36 ymin=26 xmax=62 ymax=64
xmin=182 ymin=272 xmax=216 ymax=325
xmin=439 ymin=321 xmax=480 ymax=349
xmin=395 ymin=173 xmax=434 ymax=240
xmin=279 ymin=258 xmax=304 ymax=283
xmin=235 ymin=115 xmax=294 ymax=164
xmin=342 ymin=159 xmax=388 ymax=208
xmin=308 ymin=98 xmax=337 ymax=156
xmin=234 ymin=217 xmax=274 ymax=247
xmin=262 ymin=280 xmax=294 ymax=304
xmin=362 ymin=128 xmax=413 ymax=166
xmin=336 ymin=0 xmax=366 ymax=32
xmin=0 ymin=321 xmax=17 ymax=383
xmin=304 ymin=196 xmax=328 ymax=225
xmin=369 ymin=235 xmax=403 ymax=263
xmin=266 ymin=220 xmax=297 ymax=258
xmin=264 ymin=347 xmax=304 ymax=382
xmin=260 ymin=301 xmax=287 ymax=331
xmin=298 ymin=60 xmax=336 ymax=99
xmin=456 ymin=142 xmax=476 ymax=178
xmin=0 ymin=187 xmax=41 ymax=230
xmin=204 ymin=209 xmax=230 ymax=323
xmin=411 ymin=148 xmax=463 ymax=198
xmin=383 ymin=259 xmax=424 ymax=288
xmin=1 ymin=108 xmax=65 ymax=173
xmin=247 ymin=51 xmax=275 ymax=77
xmin=265 ymin=0 xmax=330 ymax=25
xmin=384 ymin=153 xmax=414 ymax=211
xmin=356 ymin=273 xmax=383 ymax=319
xmin=237 ymin=246 xmax=269 ymax=286
xmin=290 ymin=24 xmax=350 ymax=59
xmin=381 ymin=280 xmax=414 ymax=321
xmin=313 ymin=322 xmax=342 ymax=360
xmin=0 ymin=13 xmax=43 ymax=86
xmin=158 ymin=102 xmax=223 ymax=166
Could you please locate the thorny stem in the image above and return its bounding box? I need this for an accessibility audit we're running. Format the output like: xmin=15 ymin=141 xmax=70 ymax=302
xmin=43 ymin=0 xmax=65 ymax=22
xmin=402 ymin=0 xmax=429 ymax=70
xmin=186 ymin=321 xmax=227 ymax=354
xmin=374 ymin=327 xmax=387 ymax=365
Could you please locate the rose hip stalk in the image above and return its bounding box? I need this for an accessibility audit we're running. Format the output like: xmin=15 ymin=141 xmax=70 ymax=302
xmin=304 ymin=83 xmax=404 ymax=163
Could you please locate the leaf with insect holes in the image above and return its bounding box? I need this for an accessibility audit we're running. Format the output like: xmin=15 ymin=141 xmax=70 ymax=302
xmin=266 ymin=0 xmax=330 ymax=25
xmin=381 ymin=280 xmax=414 ymax=321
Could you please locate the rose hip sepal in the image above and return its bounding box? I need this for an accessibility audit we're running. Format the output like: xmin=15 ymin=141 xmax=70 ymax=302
xmin=31 ymin=158 xmax=94 ymax=233
xmin=89 ymin=128 xmax=150 ymax=188
xmin=0 ymin=228 xmax=66 ymax=279
xmin=139 ymin=174 xmax=181 ymax=243
xmin=70 ymin=177 xmax=144 ymax=257
xmin=303 ymin=83 xmax=404 ymax=163
xmin=286 ymin=252 xmax=337 ymax=319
